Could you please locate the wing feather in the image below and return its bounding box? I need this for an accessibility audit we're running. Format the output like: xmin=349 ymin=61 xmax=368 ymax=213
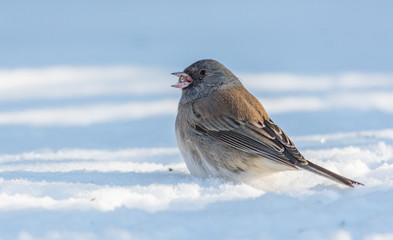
xmin=194 ymin=117 xmax=302 ymax=169
xmin=190 ymin=88 xmax=307 ymax=169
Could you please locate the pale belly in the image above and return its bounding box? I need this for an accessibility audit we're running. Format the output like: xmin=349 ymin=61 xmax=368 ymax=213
xmin=175 ymin=123 xmax=292 ymax=182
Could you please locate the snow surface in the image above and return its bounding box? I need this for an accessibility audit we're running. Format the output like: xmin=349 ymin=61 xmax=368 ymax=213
xmin=0 ymin=66 xmax=393 ymax=240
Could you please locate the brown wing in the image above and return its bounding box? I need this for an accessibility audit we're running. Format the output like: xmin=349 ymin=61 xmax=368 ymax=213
xmin=191 ymin=86 xmax=308 ymax=170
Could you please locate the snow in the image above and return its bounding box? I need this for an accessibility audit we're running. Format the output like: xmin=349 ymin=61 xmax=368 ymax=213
xmin=1 ymin=66 xmax=393 ymax=240
xmin=0 ymin=100 xmax=178 ymax=126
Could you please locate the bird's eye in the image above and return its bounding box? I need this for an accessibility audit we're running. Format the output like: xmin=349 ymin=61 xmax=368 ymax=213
xmin=199 ymin=69 xmax=207 ymax=77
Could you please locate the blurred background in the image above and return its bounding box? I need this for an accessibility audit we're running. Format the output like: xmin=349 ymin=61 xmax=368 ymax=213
xmin=0 ymin=0 xmax=392 ymax=152
xmin=1 ymin=0 xmax=393 ymax=72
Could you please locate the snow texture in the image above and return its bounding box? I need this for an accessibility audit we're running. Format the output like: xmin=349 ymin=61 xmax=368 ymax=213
xmin=0 ymin=66 xmax=393 ymax=240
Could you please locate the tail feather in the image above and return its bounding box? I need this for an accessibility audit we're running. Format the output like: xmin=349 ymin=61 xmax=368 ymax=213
xmin=300 ymin=161 xmax=364 ymax=187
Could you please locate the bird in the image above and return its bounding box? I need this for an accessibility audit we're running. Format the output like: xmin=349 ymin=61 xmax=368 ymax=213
xmin=171 ymin=59 xmax=363 ymax=187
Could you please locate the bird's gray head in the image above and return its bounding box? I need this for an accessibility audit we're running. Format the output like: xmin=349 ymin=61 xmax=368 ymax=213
xmin=171 ymin=59 xmax=242 ymax=105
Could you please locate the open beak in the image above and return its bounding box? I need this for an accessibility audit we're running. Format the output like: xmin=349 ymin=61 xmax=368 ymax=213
xmin=171 ymin=72 xmax=193 ymax=89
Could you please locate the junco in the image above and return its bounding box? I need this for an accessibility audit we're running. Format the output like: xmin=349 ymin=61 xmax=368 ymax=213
xmin=171 ymin=59 xmax=363 ymax=187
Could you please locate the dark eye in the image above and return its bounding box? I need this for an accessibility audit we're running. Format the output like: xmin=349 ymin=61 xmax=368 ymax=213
xmin=199 ymin=69 xmax=207 ymax=77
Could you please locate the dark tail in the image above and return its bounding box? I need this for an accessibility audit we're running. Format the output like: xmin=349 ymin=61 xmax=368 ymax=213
xmin=300 ymin=161 xmax=364 ymax=187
